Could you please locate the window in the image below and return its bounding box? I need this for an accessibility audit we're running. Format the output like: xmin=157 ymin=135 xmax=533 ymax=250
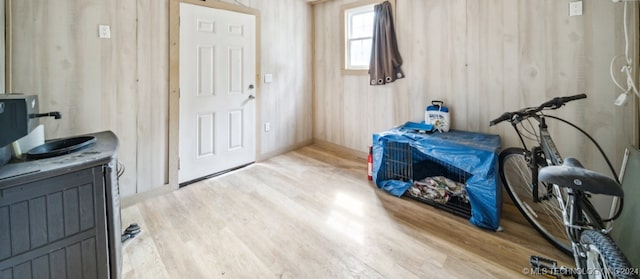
xmin=344 ymin=4 xmax=375 ymax=70
xmin=340 ymin=0 xmax=394 ymax=74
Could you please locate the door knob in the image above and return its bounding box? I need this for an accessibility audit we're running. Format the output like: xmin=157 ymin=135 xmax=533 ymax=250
xmin=248 ymin=84 xmax=254 ymax=89
xmin=248 ymin=95 xmax=256 ymax=100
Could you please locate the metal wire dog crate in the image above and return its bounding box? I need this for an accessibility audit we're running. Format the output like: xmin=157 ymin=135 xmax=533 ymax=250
xmin=382 ymin=141 xmax=473 ymax=218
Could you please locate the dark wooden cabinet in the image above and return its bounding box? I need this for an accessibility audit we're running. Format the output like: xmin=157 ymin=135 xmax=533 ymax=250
xmin=0 ymin=131 xmax=121 ymax=279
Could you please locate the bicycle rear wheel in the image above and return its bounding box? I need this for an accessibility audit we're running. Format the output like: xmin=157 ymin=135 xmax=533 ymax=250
xmin=499 ymin=147 xmax=572 ymax=255
xmin=580 ymin=230 xmax=638 ymax=279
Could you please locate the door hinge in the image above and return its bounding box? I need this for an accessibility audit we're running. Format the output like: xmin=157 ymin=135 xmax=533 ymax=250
xmin=178 ymin=158 xmax=181 ymax=170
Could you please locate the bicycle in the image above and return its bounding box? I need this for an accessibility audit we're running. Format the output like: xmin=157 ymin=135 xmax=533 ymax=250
xmin=490 ymin=94 xmax=638 ymax=278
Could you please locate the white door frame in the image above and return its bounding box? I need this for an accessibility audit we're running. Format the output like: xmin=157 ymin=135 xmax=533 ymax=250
xmin=169 ymin=0 xmax=261 ymax=189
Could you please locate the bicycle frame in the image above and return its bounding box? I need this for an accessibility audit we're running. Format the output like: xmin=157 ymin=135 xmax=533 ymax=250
xmin=511 ymin=115 xmax=564 ymax=202
xmin=509 ymin=114 xmax=608 ymax=274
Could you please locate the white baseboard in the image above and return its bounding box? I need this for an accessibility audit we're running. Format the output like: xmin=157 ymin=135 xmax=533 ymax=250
xmin=258 ymin=139 xmax=314 ymax=161
xmin=312 ymin=139 xmax=368 ymax=160
xmin=121 ymin=184 xmax=175 ymax=208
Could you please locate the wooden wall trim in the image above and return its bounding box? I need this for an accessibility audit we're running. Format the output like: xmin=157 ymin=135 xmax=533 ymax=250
xmin=309 ymin=0 xmax=335 ymax=5
xmin=169 ymin=0 xmax=179 ymax=190
xmin=312 ymin=3 xmax=317 ymax=145
xmin=629 ymin=1 xmax=640 ymax=148
xmin=168 ymin=0 xmax=261 ymax=189
xmin=181 ymin=0 xmax=259 ymax=14
xmin=4 ymin=0 xmax=10 ymax=92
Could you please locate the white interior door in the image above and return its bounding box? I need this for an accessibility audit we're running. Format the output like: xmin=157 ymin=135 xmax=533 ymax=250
xmin=179 ymin=3 xmax=256 ymax=183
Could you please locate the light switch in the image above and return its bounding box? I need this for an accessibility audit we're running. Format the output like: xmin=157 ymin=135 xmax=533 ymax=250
xmin=99 ymin=25 xmax=111 ymax=39
xmin=264 ymin=74 xmax=273 ymax=84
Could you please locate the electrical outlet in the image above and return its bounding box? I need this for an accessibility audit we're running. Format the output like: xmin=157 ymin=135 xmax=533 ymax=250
xmin=264 ymin=122 xmax=271 ymax=132
xmin=98 ymin=25 xmax=111 ymax=39
xmin=569 ymin=1 xmax=583 ymax=17
xmin=264 ymin=74 xmax=273 ymax=84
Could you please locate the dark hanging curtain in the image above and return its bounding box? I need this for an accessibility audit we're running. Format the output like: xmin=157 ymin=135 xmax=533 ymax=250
xmin=368 ymin=1 xmax=404 ymax=86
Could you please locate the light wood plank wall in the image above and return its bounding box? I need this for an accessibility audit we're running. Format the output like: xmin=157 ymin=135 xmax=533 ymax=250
xmin=9 ymin=0 xmax=313 ymax=199
xmin=314 ymin=0 xmax=638 ymax=177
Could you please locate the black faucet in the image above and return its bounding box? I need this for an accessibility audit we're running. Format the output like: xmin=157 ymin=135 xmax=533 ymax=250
xmin=30 ymin=112 xmax=62 ymax=119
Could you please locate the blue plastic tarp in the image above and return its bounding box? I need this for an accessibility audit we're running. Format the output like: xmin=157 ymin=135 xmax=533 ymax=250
xmin=373 ymin=125 xmax=502 ymax=230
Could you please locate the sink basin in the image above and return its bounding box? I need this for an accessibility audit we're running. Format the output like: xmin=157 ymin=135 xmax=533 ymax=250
xmin=26 ymin=136 xmax=97 ymax=160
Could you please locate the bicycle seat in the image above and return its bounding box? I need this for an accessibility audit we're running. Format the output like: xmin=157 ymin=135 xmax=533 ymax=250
xmin=538 ymin=158 xmax=624 ymax=197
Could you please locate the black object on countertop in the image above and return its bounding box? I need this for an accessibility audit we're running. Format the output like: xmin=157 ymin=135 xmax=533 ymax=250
xmin=30 ymin=111 xmax=62 ymax=119
xmin=26 ymin=136 xmax=96 ymax=160
xmin=0 ymin=131 xmax=118 ymax=184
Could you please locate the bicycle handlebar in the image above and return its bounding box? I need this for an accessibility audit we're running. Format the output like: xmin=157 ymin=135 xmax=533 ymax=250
xmin=537 ymin=94 xmax=587 ymax=110
xmin=489 ymin=112 xmax=512 ymax=127
xmin=489 ymin=94 xmax=587 ymax=126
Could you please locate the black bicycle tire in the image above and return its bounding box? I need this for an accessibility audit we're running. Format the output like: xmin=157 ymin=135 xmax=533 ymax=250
xmin=499 ymin=147 xmax=572 ymax=255
xmin=580 ymin=230 xmax=638 ymax=279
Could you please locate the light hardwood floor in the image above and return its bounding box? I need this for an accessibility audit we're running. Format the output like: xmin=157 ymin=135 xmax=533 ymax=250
xmin=121 ymin=145 xmax=571 ymax=278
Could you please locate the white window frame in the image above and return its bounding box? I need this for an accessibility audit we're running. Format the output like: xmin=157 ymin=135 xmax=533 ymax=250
xmin=340 ymin=0 xmax=395 ymax=75
xmin=344 ymin=4 xmax=375 ymax=71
